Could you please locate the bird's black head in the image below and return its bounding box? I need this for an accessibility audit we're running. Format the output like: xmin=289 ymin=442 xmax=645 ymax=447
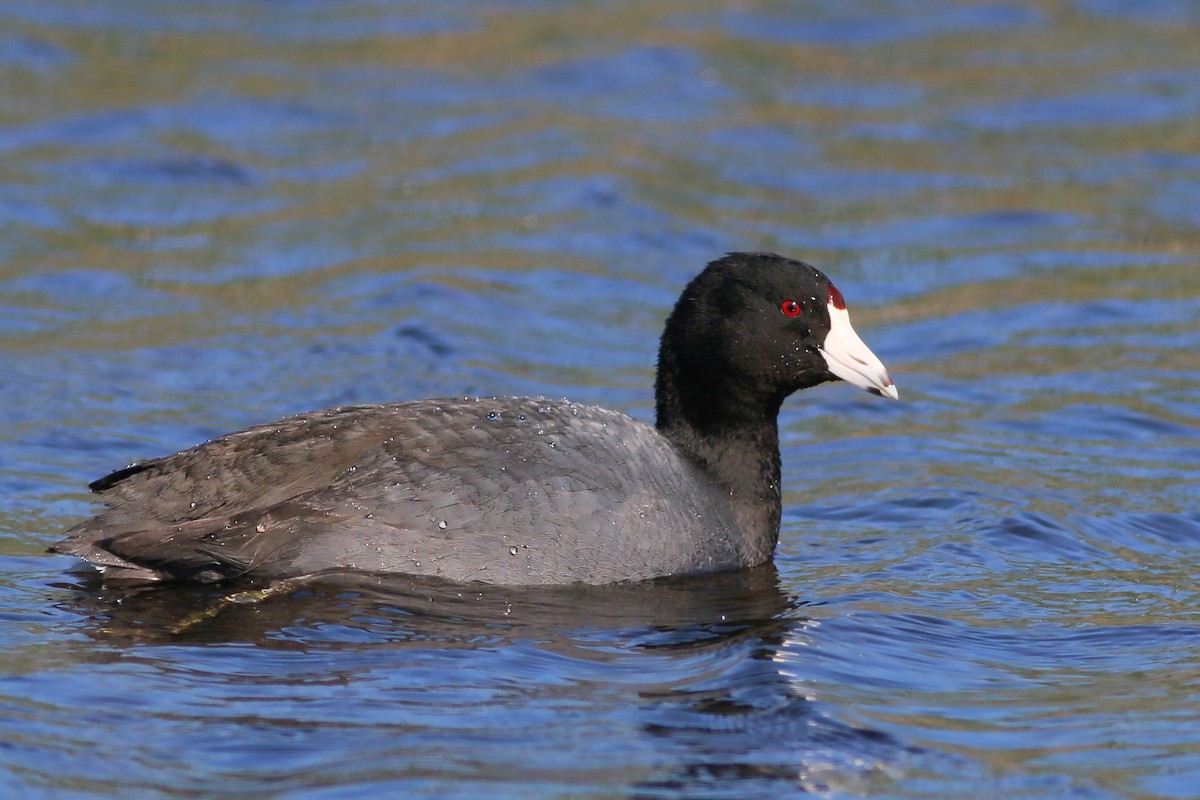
xmin=655 ymin=252 xmax=896 ymax=436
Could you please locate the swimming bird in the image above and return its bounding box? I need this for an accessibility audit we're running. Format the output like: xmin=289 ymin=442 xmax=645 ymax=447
xmin=52 ymin=252 xmax=897 ymax=585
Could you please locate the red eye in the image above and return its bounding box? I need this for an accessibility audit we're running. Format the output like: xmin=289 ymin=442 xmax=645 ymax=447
xmin=779 ymin=299 xmax=801 ymax=317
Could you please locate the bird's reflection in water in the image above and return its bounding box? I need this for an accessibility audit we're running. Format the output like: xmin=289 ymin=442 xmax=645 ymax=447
xmin=54 ymin=565 xmax=912 ymax=794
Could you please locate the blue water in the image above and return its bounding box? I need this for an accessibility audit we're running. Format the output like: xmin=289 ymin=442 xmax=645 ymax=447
xmin=2 ymin=2 xmax=1199 ymax=797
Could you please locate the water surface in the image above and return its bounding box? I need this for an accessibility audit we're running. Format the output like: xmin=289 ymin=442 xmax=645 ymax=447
xmin=2 ymin=2 xmax=1199 ymax=798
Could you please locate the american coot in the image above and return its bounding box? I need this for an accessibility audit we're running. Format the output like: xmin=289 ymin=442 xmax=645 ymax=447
xmin=52 ymin=252 xmax=897 ymax=585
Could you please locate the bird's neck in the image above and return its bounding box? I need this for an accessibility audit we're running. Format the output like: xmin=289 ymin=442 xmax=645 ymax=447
xmin=655 ymin=358 xmax=784 ymax=557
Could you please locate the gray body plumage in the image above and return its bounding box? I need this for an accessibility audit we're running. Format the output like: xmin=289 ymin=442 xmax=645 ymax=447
xmin=57 ymin=398 xmax=759 ymax=584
